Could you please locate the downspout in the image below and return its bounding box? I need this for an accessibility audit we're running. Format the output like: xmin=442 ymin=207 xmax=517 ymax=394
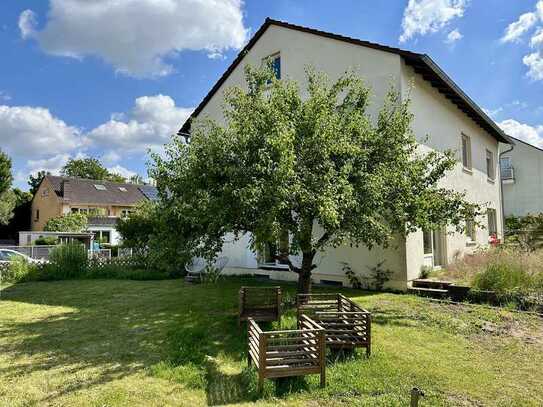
xmin=499 ymin=143 xmax=514 ymax=239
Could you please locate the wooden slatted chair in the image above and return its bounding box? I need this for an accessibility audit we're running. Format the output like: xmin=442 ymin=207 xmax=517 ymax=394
xmin=247 ymin=315 xmax=326 ymax=391
xmin=297 ymin=293 xmax=371 ymax=357
xmin=238 ymin=286 xmax=282 ymax=326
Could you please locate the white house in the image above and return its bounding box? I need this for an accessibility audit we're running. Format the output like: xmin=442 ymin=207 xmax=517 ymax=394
xmin=500 ymin=136 xmax=543 ymax=218
xmin=180 ymin=19 xmax=513 ymax=289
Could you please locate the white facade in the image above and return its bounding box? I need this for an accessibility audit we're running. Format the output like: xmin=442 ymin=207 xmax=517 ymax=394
xmin=190 ymin=22 xmax=506 ymax=289
xmin=500 ymin=138 xmax=543 ymax=217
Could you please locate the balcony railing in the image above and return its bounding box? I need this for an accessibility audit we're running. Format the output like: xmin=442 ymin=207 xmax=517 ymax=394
xmin=501 ymin=166 xmax=514 ymax=181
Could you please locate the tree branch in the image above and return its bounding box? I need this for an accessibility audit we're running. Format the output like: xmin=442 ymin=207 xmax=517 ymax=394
xmin=315 ymin=231 xmax=330 ymax=250
xmin=275 ymin=253 xmax=301 ymax=274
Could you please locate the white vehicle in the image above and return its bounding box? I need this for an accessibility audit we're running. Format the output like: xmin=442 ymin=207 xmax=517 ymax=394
xmin=0 ymin=249 xmax=42 ymax=264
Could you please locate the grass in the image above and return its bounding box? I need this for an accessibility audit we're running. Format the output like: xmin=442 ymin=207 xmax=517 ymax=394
xmin=1 ymin=278 xmax=542 ymax=406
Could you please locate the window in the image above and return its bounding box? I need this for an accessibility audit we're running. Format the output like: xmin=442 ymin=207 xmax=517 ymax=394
xmin=461 ymin=134 xmax=472 ymax=170
xmin=263 ymin=53 xmax=281 ymax=81
xmin=486 ymin=149 xmax=495 ymax=180
xmin=35 ymin=209 xmax=39 ymax=221
xmin=423 ymin=229 xmax=433 ymax=255
xmin=94 ymin=184 xmax=107 ymax=191
xmin=259 ymin=230 xmax=289 ymax=266
xmin=487 ymin=209 xmax=497 ymax=237
xmin=91 ymin=230 xmax=111 ymax=244
xmin=500 ymin=156 xmax=514 ymax=180
xmin=465 ymin=218 xmax=476 ymax=243
xmin=121 ymin=209 xmax=133 ymax=218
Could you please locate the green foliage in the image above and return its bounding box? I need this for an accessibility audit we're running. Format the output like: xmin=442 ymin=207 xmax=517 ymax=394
xmin=0 ymin=189 xmax=16 ymax=225
xmin=0 ymin=188 xmax=33 ymax=239
xmin=473 ymin=262 xmax=543 ymax=294
xmin=367 ymin=260 xmax=394 ymax=291
xmin=0 ymin=149 xmax=15 ymax=225
xmin=28 ymin=170 xmax=50 ymax=195
xmin=34 ymin=236 xmax=59 ymax=246
xmin=200 ymin=264 xmax=223 ymax=284
xmin=116 ymin=201 xmax=156 ymax=249
xmin=504 ymin=214 xmax=543 ymax=251
xmin=153 ymin=65 xmax=481 ymax=293
xmin=44 ymin=212 xmax=88 ymax=232
xmin=1 ymin=256 xmax=34 ymax=282
xmin=342 ymin=261 xmax=362 ymax=289
xmin=0 ymin=149 xmax=12 ymax=196
xmin=419 ymin=265 xmax=433 ymax=279
xmin=116 ymin=201 xmax=193 ymax=276
xmin=61 ymin=157 xmax=127 ymax=182
xmin=42 ymin=244 xmax=88 ymax=280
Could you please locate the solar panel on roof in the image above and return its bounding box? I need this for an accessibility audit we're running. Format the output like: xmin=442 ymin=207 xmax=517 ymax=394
xmin=139 ymin=185 xmax=159 ymax=201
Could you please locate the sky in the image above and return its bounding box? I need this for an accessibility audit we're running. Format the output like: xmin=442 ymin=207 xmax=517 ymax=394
xmin=1 ymin=0 xmax=543 ymax=190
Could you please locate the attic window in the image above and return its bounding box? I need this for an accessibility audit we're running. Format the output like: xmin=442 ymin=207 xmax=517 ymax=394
xmin=119 ymin=187 xmax=127 ymax=192
xmin=94 ymin=184 xmax=107 ymax=191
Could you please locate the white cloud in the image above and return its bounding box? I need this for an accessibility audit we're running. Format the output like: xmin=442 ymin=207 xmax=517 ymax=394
xmin=0 ymin=105 xmax=85 ymax=158
xmin=1 ymin=95 xmax=191 ymax=189
xmin=18 ymin=9 xmax=37 ymax=40
xmin=445 ymin=28 xmax=463 ymax=44
xmin=499 ymin=119 xmax=543 ymax=147
xmin=19 ymin=0 xmax=248 ymax=78
xmin=102 ymin=151 xmax=121 ymax=165
xmin=399 ymin=0 xmax=467 ymax=43
xmin=107 ymin=165 xmax=137 ymax=180
xmin=88 ymin=94 xmax=193 ymax=154
xmin=26 ymin=154 xmax=71 ymax=176
xmin=523 ymin=52 xmax=543 ymax=80
xmin=483 ymin=106 xmax=503 ymax=118
xmin=501 ymin=1 xmax=543 ymax=80
xmin=530 ymin=27 xmax=543 ymax=48
xmin=501 ymin=12 xmax=537 ymax=43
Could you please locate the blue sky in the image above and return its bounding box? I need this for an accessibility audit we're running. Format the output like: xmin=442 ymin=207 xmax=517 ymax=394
xmin=1 ymin=0 xmax=542 ymax=190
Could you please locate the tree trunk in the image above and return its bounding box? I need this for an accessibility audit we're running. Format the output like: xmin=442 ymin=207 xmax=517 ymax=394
xmin=297 ymin=251 xmax=315 ymax=294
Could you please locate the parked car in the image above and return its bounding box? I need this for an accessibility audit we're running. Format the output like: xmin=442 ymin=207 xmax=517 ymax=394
xmin=0 ymin=249 xmax=43 ymax=265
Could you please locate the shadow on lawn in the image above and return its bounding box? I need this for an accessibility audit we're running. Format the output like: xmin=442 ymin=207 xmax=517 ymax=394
xmin=0 ymin=278 xmax=378 ymax=404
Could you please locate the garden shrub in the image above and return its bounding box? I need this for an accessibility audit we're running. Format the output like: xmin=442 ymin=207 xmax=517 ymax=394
xmin=34 ymin=236 xmax=58 ymax=246
xmin=41 ymin=244 xmax=88 ymax=280
xmin=1 ymin=256 xmax=34 ymax=282
xmin=472 ymin=263 xmax=533 ymax=293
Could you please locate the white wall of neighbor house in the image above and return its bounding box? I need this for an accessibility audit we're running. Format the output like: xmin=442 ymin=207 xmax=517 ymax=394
xmin=500 ymin=139 xmax=543 ymax=217
xmin=401 ymin=61 xmax=503 ymax=282
xmin=196 ymin=24 xmax=503 ymax=288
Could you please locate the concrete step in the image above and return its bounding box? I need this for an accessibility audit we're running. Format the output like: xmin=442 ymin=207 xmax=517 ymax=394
xmin=408 ymin=286 xmax=449 ymax=298
xmin=412 ymin=279 xmax=452 ymax=290
xmin=184 ymin=275 xmax=201 ymax=284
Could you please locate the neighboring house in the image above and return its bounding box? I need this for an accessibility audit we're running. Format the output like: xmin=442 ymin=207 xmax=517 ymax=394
xmin=500 ymin=136 xmax=543 ymax=218
xmin=180 ymin=19 xmax=513 ymax=289
xmin=30 ymin=175 xmax=157 ymax=245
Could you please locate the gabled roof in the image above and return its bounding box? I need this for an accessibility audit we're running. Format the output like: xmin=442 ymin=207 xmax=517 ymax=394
xmin=45 ymin=175 xmax=157 ymax=206
xmin=179 ymin=18 xmax=513 ymax=145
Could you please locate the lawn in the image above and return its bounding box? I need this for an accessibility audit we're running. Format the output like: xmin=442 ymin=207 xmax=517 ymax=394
xmin=0 ymin=278 xmax=542 ymax=406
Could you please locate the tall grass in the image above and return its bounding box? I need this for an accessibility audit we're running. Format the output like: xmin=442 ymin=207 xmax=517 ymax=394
xmin=439 ymin=247 xmax=543 ymax=309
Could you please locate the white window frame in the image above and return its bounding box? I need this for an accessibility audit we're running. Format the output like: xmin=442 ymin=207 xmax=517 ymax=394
xmin=486 ymin=149 xmax=495 ymax=181
xmin=461 ymin=133 xmax=472 ymax=172
xmin=487 ymin=208 xmax=497 ymax=237
xmin=465 ymin=218 xmax=476 ymax=244
xmin=262 ymin=52 xmax=281 ymax=82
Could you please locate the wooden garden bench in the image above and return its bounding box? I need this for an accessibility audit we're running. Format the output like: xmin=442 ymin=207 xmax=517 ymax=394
xmin=247 ymin=315 xmax=326 ymax=391
xmin=238 ymin=286 xmax=282 ymax=326
xmin=297 ymin=293 xmax=371 ymax=357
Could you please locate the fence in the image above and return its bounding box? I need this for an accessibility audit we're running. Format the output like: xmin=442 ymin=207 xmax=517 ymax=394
xmin=0 ymin=245 xmax=57 ymax=260
xmin=0 ymin=245 xmax=137 ymax=261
